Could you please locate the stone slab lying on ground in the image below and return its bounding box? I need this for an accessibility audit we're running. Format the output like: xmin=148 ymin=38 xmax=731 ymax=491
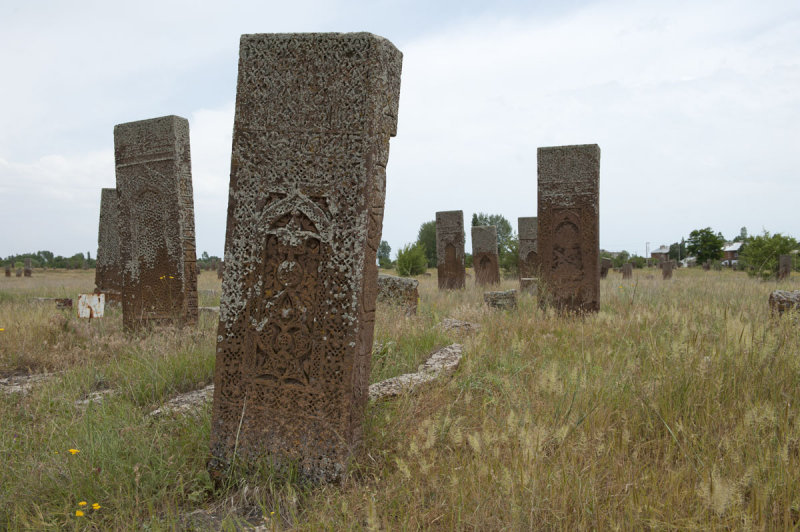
xmin=0 ymin=372 xmax=61 ymax=395
xmin=199 ymin=306 xmax=220 ymax=313
xmin=150 ymin=344 xmax=462 ymax=417
xmin=769 ymin=290 xmax=800 ymax=316
xmin=484 ymin=289 xmax=517 ymax=310
xmin=438 ymin=318 xmax=481 ymax=333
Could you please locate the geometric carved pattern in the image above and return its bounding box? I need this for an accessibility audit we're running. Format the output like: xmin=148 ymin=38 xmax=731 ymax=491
xmin=537 ymin=145 xmax=600 ymax=312
xmin=114 ymin=115 xmax=198 ymax=329
xmin=436 ymin=210 xmax=465 ymax=290
xmin=209 ymin=33 xmax=403 ymax=484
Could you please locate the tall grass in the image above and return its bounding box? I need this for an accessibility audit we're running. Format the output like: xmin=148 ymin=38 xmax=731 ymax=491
xmin=1 ymin=267 xmax=799 ymax=529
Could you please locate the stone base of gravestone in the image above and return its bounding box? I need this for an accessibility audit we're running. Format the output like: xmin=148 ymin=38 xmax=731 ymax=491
xmin=377 ymin=273 xmax=419 ymax=315
xmin=484 ymin=289 xmax=517 ymax=310
xmin=4 ymin=267 xmax=10 ymax=277
xmin=520 ymin=277 xmax=537 ymax=295
xmin=622 ymin=264 xmax=633 ymax=280
xmin=23 ymin=269 xmax=32 ymax=277
xmin=16 ymin=269 xmax=22 ymax=277
xmin=661 ymin=262 xmax=673 ymax=280
xmin=473 ymin=252 xmax=500 ymax=285
xmin=769 ymin=290 xmax=800 ymax=316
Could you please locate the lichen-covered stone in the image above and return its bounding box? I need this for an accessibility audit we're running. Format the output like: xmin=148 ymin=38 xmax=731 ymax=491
xmin=769 ymin=290 xmax=800 ymax=316
xmin=114 ymin=115 xmax=198 ymax=329
xmin=472 ymin=225 xmax=500 ymax=286
xmin=484 ymin=289 xmax=517 ymax=310
xmin=209 ymin=33 xmax=402 ymax=484
xmin=377 ymin=273 xmax=418 ymax=315
xmin=537 ymin=144 xmax=600 ymax=312
xmin=436 ymin=210 xmax=465 ymax=289
xmin=95 ymin=188 xmax=122 ymax=303
xmin=518 ymin=217 xmax=538 ymax=279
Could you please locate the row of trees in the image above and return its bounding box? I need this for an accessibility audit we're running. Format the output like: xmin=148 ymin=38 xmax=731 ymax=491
xmin=1 ymin=251 xmax=95 ymax=269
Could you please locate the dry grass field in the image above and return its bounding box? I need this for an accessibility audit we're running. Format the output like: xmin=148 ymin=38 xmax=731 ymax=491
xmin=1 ymin=267 xmax=799 ymax=529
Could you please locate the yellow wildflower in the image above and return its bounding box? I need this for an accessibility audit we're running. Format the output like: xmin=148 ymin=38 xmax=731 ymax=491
xmin=75 ymin=510 xmax=84 ymax=517
xmin=92 ymin=503 xmax=101 ymax=510
xmin=78 ymin=501 xmax=87 ymax=507
xmin=68 ymin=449 xmax=80 ymax=455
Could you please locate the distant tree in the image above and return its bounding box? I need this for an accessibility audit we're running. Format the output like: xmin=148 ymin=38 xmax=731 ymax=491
xmin=738 ymin=231 xmax=799 ymax=279
xmin=465 ymin=252 xmax=473 ymax=268
xmin=37 ymin=250 xmax=54 ymax=266
xmin=416 ymin=221 xmax=437 ymax=267
xmin=612 ymin=250 xmax=630 ymax=268
xmin=500 ymin=236 xmax=519 ymax=275
xmin=377 ymin=240 xmax=392 ymax=269
xmin=395 ymin=242 xmax=427 ymax=277
xmin=201 ymin=251 xmax=210 ymax=261
xmin=668 ymin=239 xmax=686 ymax=262
xmin=686 ymin=227 xmax=725 ymax=263
xmin=732 ymin=227 xmax=748 ymax=243
xmin=630 ymin=255 xmax=647 ymax=268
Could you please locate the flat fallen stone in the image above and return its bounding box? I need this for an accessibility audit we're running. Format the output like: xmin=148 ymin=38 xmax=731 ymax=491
xmin=198 ymin=306 xmax=220 ymax=313
xmin=484 ymin=289 xmax=517 ymax=310
xmin=369 ymin=344 xmax=462 ymax=400
xmin=769 ymin=290 xmax=800 ymax=316
xmin=149 ymin=385 xmax=214 ymax=417
xmin=0 ymin=372 xmax=60 ymax=395
xmin=439 ymin=318 xmax=481 ymax=333
xmin=75 ymin=389 xmax=116 ymax=406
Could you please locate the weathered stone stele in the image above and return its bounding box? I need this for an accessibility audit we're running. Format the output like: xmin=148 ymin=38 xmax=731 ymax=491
xmin=779 ymin=254 xmax=792 ymax=280
xmin=23 ymin=258 xmax=32 ymax=277
xmin=436 ymin=210 xmax=465 ymax=289
xmin=661 ymin=260 xmax=673 ymax=280
xmin=95 ymin=188 xmax=123 ymax=303
xmin=600 ymin=257 xmax=612 ymax=279
xmin=209 ymin=33 xmax=402 ymax=484
xmin=4 ymin=264 xmax=10 ymax=277
xmin=216 ymin=260 xmax=224 ymax=280
xmin=622 ymin=263 xmax=633 ymax=280
xmin=377 ymin=273 xmax=418 ymax=315
xmin=15 ymin=268 xmax=22 ymax=277
xmin=537 ymin=144 xmax=600 ymax=312
xmin=472 ymin=225 xmax=500 ymax=285
xmin=518 ymin=217 xmax=538 ymax=279
xmin=114 ymin=115 xmax=198 ymax=329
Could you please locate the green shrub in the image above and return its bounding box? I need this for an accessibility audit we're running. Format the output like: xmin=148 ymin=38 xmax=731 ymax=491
xmin=395 ymin=242 xmax=428 ymax=277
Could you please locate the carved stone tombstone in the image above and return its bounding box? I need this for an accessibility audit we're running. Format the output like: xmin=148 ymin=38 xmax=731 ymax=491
xmin=209 ymin=33 xmax=402 ymax=484
xmin=114 ymin=115 xmax=198 ymax=329
xmin=537 ymin=144 xmax=600 ymax=312
xmin=472 ymin=225 xmax=500 ymax=285
xmin=377 ymin=273 xmax=418 ymax=315
xmin=23 ymin=258 xmax=32 ymax=277
xmin=518 ymin=217 xmax=538 ymax=279
xmin=778 ymin=254 xmax=792 ymax=280
xmin=661 ymin=260 xmax=673 ymax=280
xmin=436 ymin=210 xmax=465 ymax=290
xmin=16 ymin=268 xmax=22 ymax=277
xmin=216 ymin=260 xmax=223 ymax=280
xmin=622 ymin=263 xmax=633 ymax=280
xmin=600 ymin=257 xmax=612 ymax=279
xmin=702 ymin=260 xmax=711 ymax=271
xmin=4 ymin=264 xmax=10 ymax=277
xmin=95 ymin=188 xmax=123 ymax=303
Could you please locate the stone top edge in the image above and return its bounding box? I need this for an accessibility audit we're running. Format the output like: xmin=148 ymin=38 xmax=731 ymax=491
xmin=537 ymin=144 xmax=600 ymax=152
xmin=239 ymin=32 xmax=399 ymax=51
xmin=114 ymin=115 xmax=188 ymax=130
xmin=518 ymin=216 xmax=537 ymax=221
xmin=435 ymin=210 xmax=463 ymax=216
xmin=101 ymin=187 xmax=117 ymax=193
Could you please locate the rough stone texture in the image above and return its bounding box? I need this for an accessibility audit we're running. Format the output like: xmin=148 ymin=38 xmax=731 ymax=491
xmin=23 ymin=258 xmax=32 ymax=277
xmin=438 ymin=318 xmax=480 ymax=334
xmin=600 ymin=258 xmax=612 ymax=279
xmin=484 ymin=289 xmax=517 ymax=310
xmin=622 ymin=263 xmax=633 ymax=280
xmin=377 ymin=273 xmax=418 ymax=315
xmin=209 ymin=33 xmax=402 ymax=484
xmin=537 ymin=144 xmax=600 ymax=312
xmin=436 ymin=210 xmax=465 ymax=290
xmin=55 ymin=298 xmax=73 ymax=309
xmin=0 ymin=372 xmax=60 ymax=395
xmin=95 ymin=188 xmax=123 ymax=303
xmin=661 ymin=260 xmax=673 ymax=280
xmin=779 ymin=255 xmax=792 ymax=280
xmin=520 ymin=277 xmax=537 ymax=294
xmin=518 ymin=217 xmax=538 ymax=279
xmin=368 ymin=344 xmax=462 ymax=400
xmin=769 ymin=290 xmax=800 ymax=316
xmin=4 ymin=265 xmax=9 ymax=277
xmin=216 ymin=260 xmax=224 ymax=280
xmin=15 ymin=268 xmax=22 ymax=277
xmin=703 ymin=260 xmax=711 ymax=271
xmin=472 ymin=225 xmax=500 ymax=286
xmin=115 ymin=115 xmax=198 ymax=329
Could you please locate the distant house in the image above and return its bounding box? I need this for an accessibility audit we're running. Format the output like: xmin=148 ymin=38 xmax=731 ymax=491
xmin=722 ymin=242 xmax=743 ymax=266
xmin=650 ymin=245 xmax=670 ymax=263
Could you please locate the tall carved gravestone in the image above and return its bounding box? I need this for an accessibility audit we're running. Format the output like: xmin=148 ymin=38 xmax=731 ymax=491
xmin=436 ymin=210 xmax=465 ymax=290
xmin=518 ymin=217 xmax=538 ymax=279
xmin=472 ymin=225 xmax=500 ymax=285
xmin=23 ymin=258 xmax=32 ymax=277
xmin=622 ymin=263 xmax=633 ymax=279
xmin=779 ymin=254 xmax=792 ymax=280
xmin=600 ymin=257 xmax=612 ymax=279
xmin=209 ymin=33 xmax=402 ymax=484
xmin=95 ymin=188 xmax=123 ymax=303
xmin=114 ymin=115 xmax=198 ymax=329
xmin=661 ymin=260 xmax=673 ymax=280
xmin=537 ymin=144 xmax=600 ymax=312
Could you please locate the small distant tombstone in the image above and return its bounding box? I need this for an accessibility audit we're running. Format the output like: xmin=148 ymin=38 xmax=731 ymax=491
xmin=600 ymin=258 xmax=612 ymax=279
xmin=702 ymin=260 xmax=711 ymax=271
xmin=16 ymin=268 xmax=22 ymax=277
xmin=436 ymin=210 xmax=465 ymax=290
xmin=377 ymin=273 xmax=419 ymax=315
xmin=115 ymin=115 xmax=198 ymax=329
xmin=55 ymin=298 xmax=73 ymax=310
xmin=484 ymin=289 xmax=517 ymax=310
xmin=23 ymin=258 xmax=32 ymax=277
xmin=209 ymin=33 xmax=403 ymax=484
xmin=216 ymin=260 xmax=223 ymax=280
xmin=518 ymin=217 xmax=538 ymax=279
xmin=4 ymin=265 xmax=9 ymax=277
xmin=471 ymin=225 xmax=500 ymax=286
xmin=778 ymin=255 xmax=791 ymax=280
xmin=622 ymin=263 xmax=633 ymax=280
xmin=661 ymin=260 xmax=673 ymax=280
xmin=77 ymin=293 xmax=105 ymax=318
xmin=769 ymin=290 xmax=800 ymax=316
xmin=520 ymin=277 xmax=537 ymax=294
xmin=95 ymin=188 xmax=123 ymax=303
xmin=537 ymin=144 xmax=600 ymax=312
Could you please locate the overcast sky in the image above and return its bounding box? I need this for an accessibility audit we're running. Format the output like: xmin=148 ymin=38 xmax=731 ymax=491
xmin=1 ymin=0 xmax=798 ymax=259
